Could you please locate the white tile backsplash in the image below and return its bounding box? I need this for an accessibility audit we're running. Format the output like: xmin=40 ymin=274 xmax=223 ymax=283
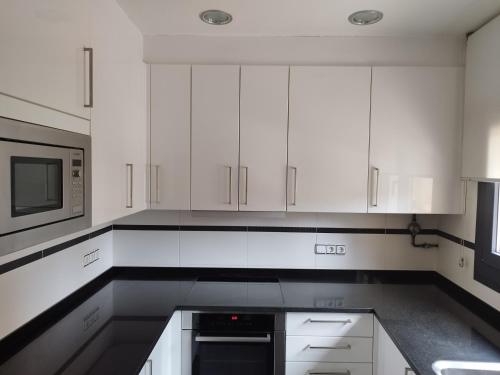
xmin=315 ymin=233 xmax=437 ymax=270
xmin=114 ymin=230 xmax=179 ymax=267
xmin=437 ymin=180 xmax=500 ymax=311
xmin=0 ymin=231 xmax=113 ymax=340
xmin=247 ymin=232 xmax=316 ymax=269
xmin=179 ymin=231 xmax=247 ymax=268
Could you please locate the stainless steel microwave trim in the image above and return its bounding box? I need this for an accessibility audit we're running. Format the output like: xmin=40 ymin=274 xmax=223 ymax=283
xmin=0 ymin=117 xmax=91 ymax=256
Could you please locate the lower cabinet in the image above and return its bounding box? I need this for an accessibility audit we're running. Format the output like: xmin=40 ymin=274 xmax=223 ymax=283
xmin=140 ymin=311 xmax=182 ymax=375
xmin=374 ymin=318 xmax=415 ymax=375
xmin=285 ymin=312 xmax=374 ymax=375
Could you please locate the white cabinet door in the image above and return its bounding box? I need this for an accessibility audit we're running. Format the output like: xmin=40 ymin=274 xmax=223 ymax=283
xmin=239 ymin=66 xmax=289 ymax=211
xmin=140 ymin=311 xmax=182 ymax=375
xmin=0 ymin=0 xmax=91 ymax=130
xmin=369 ymin=67 xmax=464 ymax=214
xmin=462 ymin=15 xmax=500 ymax=179
xmin=374 ymin=319 xmax=414 ymax=375
xmin=288 ymin=66 xmax=371 ymax=212
xmin=191 ymin=65 xmax=240 ymax=211
xmin=150 ymin=65 xmax=191 ymax=210
xmin=90 ymin=0 xmax=147 ymax=225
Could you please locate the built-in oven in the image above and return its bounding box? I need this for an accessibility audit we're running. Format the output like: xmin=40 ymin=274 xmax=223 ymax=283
xmin=182 ymin=312 xmax=285 ymax=375
xmin=0 ymin=117 xmax=91 ymax=256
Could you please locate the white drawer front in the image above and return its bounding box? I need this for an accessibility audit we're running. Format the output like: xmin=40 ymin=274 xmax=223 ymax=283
xmin=286 ymin=362 xmax=372 ymax=375
xmin=286 ymin=313 xmax=373 ymax=337
xmin=286 ymin=336 xmax=373 ymax=363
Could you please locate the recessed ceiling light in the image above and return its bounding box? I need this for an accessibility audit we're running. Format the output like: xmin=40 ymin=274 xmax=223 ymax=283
xmin=200 ymin=10 xmax=232 ymax=25
xmin=348 ymin=10 xmax=383 ymax=26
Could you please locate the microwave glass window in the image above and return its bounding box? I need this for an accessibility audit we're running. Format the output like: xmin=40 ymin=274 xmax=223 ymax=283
xmin=11 ymin=157 xmax=63 ymax=217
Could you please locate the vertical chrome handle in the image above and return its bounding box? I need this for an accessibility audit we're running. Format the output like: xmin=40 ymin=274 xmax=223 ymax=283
xmin=288 ymin=166 xmax=297 ymax=206
xmin=370 ymin=166 xmax=379 ymax=207
xmin=83 ymin=47 xmax=93 ymax=108
xmin=154 ymin=165 xmax=160 ymax=204
xmin=240 ymin=166 xmax=248 ymax=205
xmin=126 ymin=163 xmax=133 ymax=208
xmin=225 ymin=166 xmax=232 ymax=205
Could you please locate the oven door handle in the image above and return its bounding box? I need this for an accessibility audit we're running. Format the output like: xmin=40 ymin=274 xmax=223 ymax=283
xmin=195 ymin=334 xmax=271 ymax=343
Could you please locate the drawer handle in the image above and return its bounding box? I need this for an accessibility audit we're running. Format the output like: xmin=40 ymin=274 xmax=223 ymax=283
xmin=309 ymin=371 xmax=351 ymax=375
xmin=306 ymin=344 xmax=352 ymax=350
xmin=306 ymin=319 xmax=352 ymax=324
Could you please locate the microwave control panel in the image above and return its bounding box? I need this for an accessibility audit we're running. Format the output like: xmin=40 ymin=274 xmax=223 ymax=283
xmin=70 ymin=149 xmax=84 ymax=216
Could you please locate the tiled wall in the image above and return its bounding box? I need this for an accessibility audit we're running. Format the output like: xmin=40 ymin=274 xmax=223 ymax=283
xmin=438 ymin=180 xmax=500 ymax=311
xmin=113 ymin=211 xmax=439 ymax=270
xmin=0 ymin=227 xmax=113 ymax=340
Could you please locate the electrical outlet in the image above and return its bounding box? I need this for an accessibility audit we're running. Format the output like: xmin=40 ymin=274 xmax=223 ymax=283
xmin=336 ymin=245 xmax=347 ymax=255
xmin=326 ymin=245 xmax=336 ymax=254
xmin=83 ymin=249 xmax=100 ymax=268
xmin=315 ymin=244 xmax=327 ymax=254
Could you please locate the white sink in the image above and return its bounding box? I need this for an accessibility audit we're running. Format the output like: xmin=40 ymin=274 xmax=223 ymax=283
xmin=433 ymin=361 xmax=500 ymax=375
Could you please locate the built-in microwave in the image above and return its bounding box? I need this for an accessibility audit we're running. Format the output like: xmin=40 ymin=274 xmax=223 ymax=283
xmin=0 ymin=117 xmax=91 ymax=256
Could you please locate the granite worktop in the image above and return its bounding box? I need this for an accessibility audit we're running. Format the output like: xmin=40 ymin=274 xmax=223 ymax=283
xmin=0 ymin=268 xmax=499 ymax=375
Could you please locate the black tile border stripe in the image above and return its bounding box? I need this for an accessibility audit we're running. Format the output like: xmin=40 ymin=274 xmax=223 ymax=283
xmin=436 ymin=229 xmax=463 ymax=246
xmin=0 ymin=225 xmax=113 ymax=277
xmin=0 ymin=224 xmax=476 ymax=276
xmin=112 ymin=224 xmax=180 ymax=231
xmin=0 ymin=251 xmax=43 ymax=275
xmin=112 ymin=224 xmax=436 ymax=235
xmin=464 ymin=240 xmax=476 ymax=250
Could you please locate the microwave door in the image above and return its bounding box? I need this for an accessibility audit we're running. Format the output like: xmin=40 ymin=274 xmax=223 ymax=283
xmin=0 ymin=141 xmax=73 ymax=236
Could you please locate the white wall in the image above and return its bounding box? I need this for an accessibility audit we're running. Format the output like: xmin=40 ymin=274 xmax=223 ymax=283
xmin=438 ymin=180 xmax=500 ymax=311
xmin=114 ymin=211 xmax=439 ymax=270
xmin=144 ymin=35 xmax=465 ymax=66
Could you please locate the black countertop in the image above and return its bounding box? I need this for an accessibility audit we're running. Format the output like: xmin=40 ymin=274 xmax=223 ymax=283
xmin=0 ymin=268 xmax=499 ymax=375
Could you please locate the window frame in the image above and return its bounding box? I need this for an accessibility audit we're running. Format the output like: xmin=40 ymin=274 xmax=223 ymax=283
xmin=474 ymin=182 xmax=500 ymax=292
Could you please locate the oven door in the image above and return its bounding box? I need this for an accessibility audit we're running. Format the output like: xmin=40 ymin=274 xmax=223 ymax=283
xmin=190 ymin=331 xmax=274 ymax=375
xmin=0 ymin=140 xmax=73 ymax=236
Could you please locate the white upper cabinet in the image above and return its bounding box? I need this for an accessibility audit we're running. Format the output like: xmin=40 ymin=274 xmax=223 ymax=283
xmin=90 ymin=0 xmax=147 ymax=225
xmin=288 ymin=66 xmax=371 ymax=213
xmin=462 ymin=14 xmax=500 ymax=179
xmin=369 ymin=67 xmax=464 ymax=214
xmin=239 ymin=66 xmax=289 ymax=212
xmin=0 ymin=0 xmax=91 ymax=133
xmin=191 ymin=65 xmax=240 ymax=211
xmin=150 ymin=65 xmax=191 ymax=210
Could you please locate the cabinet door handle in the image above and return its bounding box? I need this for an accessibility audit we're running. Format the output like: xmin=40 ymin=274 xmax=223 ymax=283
xmin=370 ymin=166 xmax=379 ymax=207
xmin=307 ymin=319 xmax=352 ymax=324
xmin=288 ymin=166 xmax=297 ymax=206
xmin=306 ymin=344 xmax=351 ymax=350
xmin=309 ymin=371 xmax=350 ymax=375
xmin=126 ymin=163 xmax=133 ymax=208
xmin=240 ymin=166 xmax=248 ymax=205
xmin=83 ymin=47 xmax=93 ymax=108
xmin=154 ymin=165 xmax=160 ymax=204
xmin=225 ymin=166 xmax=232 ymax=205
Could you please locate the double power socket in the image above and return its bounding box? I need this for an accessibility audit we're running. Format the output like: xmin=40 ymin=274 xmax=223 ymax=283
xmin=315 ymin=244 xmax=347 ymax=255
xmin=83 ymin=249 xmax=100 ymax=267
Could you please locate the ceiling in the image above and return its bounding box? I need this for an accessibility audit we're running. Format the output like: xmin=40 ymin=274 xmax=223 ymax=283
xmin=116 ymin=0 xmax=500 ymax=37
